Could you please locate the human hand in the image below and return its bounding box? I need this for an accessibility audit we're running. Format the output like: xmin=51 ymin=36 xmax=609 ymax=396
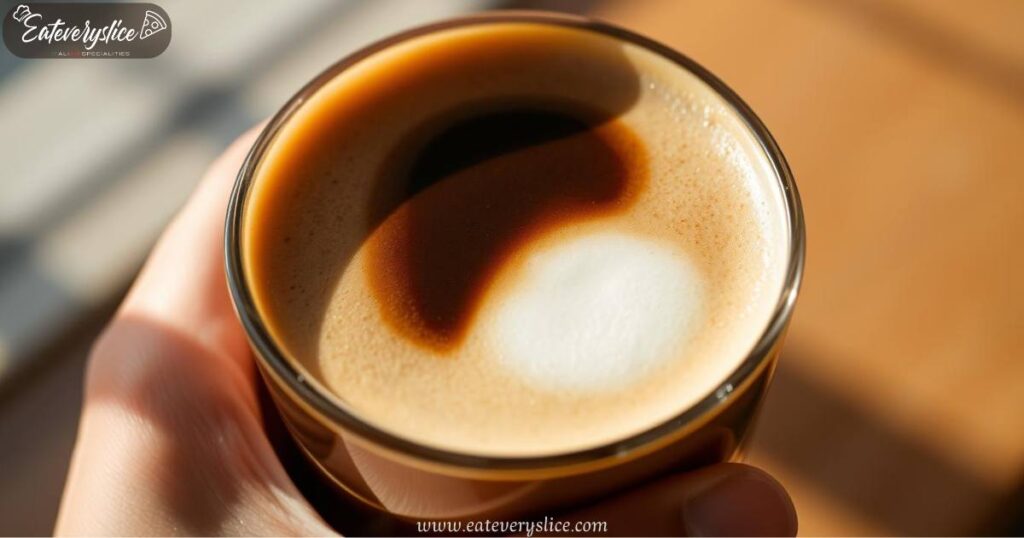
xmin=55 ymin=127 xmax=797 ymax=536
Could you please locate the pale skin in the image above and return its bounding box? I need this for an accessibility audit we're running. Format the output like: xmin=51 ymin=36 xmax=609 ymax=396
xmin=56 ymin=127 xmax=798 ymax=536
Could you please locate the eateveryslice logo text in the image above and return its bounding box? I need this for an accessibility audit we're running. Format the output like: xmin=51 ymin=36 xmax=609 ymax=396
xmin=4 ymin=3 xmax=171 ymax=58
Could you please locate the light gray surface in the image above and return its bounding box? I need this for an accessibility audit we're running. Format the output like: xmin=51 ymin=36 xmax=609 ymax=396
xmin=0 ymin=1 xmax=495 ymax=533
xmin=0 ymin=0 xmax=492 ymax=387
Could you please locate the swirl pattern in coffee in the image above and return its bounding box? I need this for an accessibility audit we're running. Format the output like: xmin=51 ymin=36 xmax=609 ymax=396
xmin=244 ymin=22 xmax=789 ymax=456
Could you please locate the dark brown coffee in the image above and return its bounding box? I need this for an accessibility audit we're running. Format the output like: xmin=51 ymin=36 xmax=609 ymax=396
xmin=366 ymin=106 xmax=646 ymax=351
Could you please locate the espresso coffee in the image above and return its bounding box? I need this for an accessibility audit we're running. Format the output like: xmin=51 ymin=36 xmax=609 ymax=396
xmin=244 ymin=22 xmax=789 ymax=457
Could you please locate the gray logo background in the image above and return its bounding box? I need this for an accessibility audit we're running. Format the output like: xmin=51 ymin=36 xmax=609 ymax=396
xmin=4 ymin=3 xmax=171 ymax=59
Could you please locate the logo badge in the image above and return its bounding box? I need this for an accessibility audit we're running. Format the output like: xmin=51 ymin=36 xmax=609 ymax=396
xmin=4 ymin=3 xmax=171 ymax=59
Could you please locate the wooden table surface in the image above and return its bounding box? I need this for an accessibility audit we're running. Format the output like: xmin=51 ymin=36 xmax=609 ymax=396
xmin=587 ymin=0 xmax=1023 ymax=534
xmin=0 ymin=1 xmax=1019 ymax=535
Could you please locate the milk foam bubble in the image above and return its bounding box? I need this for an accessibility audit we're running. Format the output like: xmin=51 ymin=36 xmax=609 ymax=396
xmin=486 ymin=231 xmax=702 ymax=391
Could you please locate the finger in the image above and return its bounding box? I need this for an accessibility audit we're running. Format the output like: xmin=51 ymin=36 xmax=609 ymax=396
xmin=565 ymin=463 xmax=797 ymax=537
xmin=120 ymin=123 xmax=265 ymax=362
xmin=63 ymin=124 xmax=335 ymax=535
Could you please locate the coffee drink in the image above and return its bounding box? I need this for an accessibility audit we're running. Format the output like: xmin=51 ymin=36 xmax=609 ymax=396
xmin=243 ymin=22 xmax=789 ymax=457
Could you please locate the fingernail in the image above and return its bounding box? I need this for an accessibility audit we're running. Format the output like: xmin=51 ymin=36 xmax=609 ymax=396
xmin=682 ymin=467 xmax=797 ymax=537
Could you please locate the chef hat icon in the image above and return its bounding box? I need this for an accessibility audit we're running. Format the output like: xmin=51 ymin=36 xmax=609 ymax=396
xmin=12 ymin=5 xmax=31 ymax=23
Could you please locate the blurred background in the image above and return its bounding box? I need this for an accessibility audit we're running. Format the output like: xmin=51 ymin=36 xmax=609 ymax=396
xmin=1 ymin=0 xmax=1022 ymax=535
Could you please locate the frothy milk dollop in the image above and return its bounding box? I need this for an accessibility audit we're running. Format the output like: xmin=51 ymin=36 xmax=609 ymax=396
xmin=485 ymin=231 xmax=702 ymax=391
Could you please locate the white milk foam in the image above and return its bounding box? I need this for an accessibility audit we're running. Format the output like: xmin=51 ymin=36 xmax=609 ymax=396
xmin=247 ymin=23 xmax=790 ymax=456
xmin=487 ymin=232 xmax=702 ymax=391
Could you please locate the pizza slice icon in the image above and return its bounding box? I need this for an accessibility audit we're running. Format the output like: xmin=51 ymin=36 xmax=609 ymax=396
xmin=139 ymin=10 xmax=167 ymax=40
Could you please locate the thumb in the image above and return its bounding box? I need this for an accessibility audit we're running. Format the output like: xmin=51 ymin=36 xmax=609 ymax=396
xmin=120 ymin=123 xmax=264 ymax=364
xmin=565 ymin=463 xmax=797 ymax=537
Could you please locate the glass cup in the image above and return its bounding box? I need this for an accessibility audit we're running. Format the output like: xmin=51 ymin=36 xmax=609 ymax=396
xmin=225 ymin=11 xmax=804 ymax=521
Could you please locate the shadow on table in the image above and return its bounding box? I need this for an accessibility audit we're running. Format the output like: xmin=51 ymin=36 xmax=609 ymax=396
xmin=755 ymin=349 xmax=1020 ymax=535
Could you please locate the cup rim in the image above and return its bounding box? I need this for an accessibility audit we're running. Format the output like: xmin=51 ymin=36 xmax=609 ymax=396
xmin=225 ymin=10 xmax=805 ymax=473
